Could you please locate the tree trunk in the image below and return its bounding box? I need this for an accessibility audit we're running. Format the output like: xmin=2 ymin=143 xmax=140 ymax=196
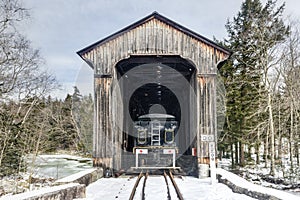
xmin=295 ymin=113 xmax=299 ymax=167
xmin=240 ymin=142 xmax=245 ymax=166
xmin=256 ymin=127 xmax=261 ymax=165
xmin=219 ymin=148 xmax=223 ymax=161
xmin=278 ymin=136 xmax=283 ymax=167
xmin=29 ymin=127 xmax=43 ymax=184
xmin=268 ymin=92 xmax=276 ymax=176
xmin=289 ymin=101 xmax=294 ymax=170
xmin=0 ymin=130 xmax=9 ymax=167
xmin=235 ymin=142 xmax=239 ymax=165
xmin=296 ymin=143 xmax=299 ymax=166
xmin=248 ymin=145 xmax=252 ymax=162
xmin=231 ymin=143 xmax=235 ymax=168
xmin=255 ymin=144 xmax=260 ymax=165
xmin=265 ymin=127 xmax=269 ymax=168
xmin=278 ymin=102 xmax=282 ymax=166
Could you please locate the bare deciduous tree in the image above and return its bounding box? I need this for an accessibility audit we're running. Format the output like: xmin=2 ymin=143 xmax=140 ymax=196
xmin=0 ymin=0 xmax=58 ymax=176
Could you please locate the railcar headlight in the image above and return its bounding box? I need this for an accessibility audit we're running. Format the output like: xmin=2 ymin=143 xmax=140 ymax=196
xmin=137 ymin=128 xmax=147 ymax=145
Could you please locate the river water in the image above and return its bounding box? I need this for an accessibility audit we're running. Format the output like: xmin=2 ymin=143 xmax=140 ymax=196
xmin=26 ymin=154 xmax=93 ymax=179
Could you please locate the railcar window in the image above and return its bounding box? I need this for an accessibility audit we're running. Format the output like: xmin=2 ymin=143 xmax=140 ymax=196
xmin=164 ymin=128 xmax=175 ymax=144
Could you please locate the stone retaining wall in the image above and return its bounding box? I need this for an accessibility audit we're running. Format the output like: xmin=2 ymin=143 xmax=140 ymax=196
xmin=55 ymin=168 xmax=103 ymax=186
xmin=0 ymin=183 xmax=85 ymax=200
xmin=0 ymin=168 xmax=103 ymax=200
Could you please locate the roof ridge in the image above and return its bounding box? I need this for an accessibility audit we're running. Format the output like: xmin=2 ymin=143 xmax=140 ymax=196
xmin=77 ymin=12 xmax=230 ymax=57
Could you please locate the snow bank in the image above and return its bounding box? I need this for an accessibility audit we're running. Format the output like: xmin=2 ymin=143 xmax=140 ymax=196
xmin=34 ymin=154 xmax=84 ymax=160
xmin=0 ymin=183 xmax=85 ymax=200
xmin=55 ymin=168 xmax=102 ymax=186
xmin=217 ymin=168 xmax=299 ymax=200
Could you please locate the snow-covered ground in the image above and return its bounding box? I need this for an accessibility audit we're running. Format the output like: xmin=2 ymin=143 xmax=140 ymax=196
xmin=175 ymin=176 xmax=255 ymax=200
xmin=85 ymin=176 xmax=256 ymax=200
xmin=85 ymin=177 xmax=135 ymax=199
xmin=218 ymin=158 xmax=300 ymax=197
xmin=217 ymin=168 xmax=300 ymax=200
xmin=2 ymin=154 xmax=299 ymax=199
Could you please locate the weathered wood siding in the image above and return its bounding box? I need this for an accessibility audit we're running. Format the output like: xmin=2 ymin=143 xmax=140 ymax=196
xmin=197 ymin=75 xmax=217 ymax=163
xmin=82 ymin=18 xmax=228 ymax=75
xmin=93 ymin=77 xmax=112 ymax=168
xmin=80 ymin=16 xmax=229 ymax=170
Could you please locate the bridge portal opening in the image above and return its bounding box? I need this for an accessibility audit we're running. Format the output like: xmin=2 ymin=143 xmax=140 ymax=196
xmin=116 ymin=56 xmax=197 ymax=157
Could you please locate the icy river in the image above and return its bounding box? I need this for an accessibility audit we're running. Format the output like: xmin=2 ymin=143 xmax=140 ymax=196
xmin=26 ymin=154 xmax=93 ymax=179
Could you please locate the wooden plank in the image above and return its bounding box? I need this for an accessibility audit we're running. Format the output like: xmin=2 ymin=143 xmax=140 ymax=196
xmin=82 ymin=18 xmax=229 ymax=74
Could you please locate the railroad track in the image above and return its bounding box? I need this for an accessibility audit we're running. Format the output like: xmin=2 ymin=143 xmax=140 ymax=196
xmin=129 ymin=170 xmax=184 ymax=200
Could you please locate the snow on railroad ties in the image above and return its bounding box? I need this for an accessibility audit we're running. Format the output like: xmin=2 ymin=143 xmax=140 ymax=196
xmin=86 ymin=173 xmax=300 ymax=200
xmin=144 ymin=176 xmax=168 ymax=200
xmin=85 ymin=175 xmax=257 ymax=200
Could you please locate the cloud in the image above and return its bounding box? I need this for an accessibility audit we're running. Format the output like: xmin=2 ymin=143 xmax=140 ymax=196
xmin=21 ymin=0 xmax=300 ymax=99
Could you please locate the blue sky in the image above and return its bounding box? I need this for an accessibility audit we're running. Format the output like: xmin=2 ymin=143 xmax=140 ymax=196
xmin=21 ymin=0 xmax=300 ymax=98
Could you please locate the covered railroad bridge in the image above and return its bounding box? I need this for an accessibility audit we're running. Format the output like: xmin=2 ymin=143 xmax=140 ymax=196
xmin=77 ymin=12 xmax=230 ymax=176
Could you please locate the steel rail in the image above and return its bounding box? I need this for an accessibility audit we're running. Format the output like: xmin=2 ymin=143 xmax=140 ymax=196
xmin=129 ymin=171 xmax=144 ymax=200
xmin=129 ymin=170 xmax=183 ymax=200
xmin=168 ymin=170 xmax=184 ymax=200
xmin=141 ymin=172 xmax=148 ymax=200
xmin=163 ymin=171 xmax=171 ymax=200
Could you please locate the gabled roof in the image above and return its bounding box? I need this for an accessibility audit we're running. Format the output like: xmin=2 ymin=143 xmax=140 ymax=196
xmin=77 ymin=12 xmax=230 ymax=56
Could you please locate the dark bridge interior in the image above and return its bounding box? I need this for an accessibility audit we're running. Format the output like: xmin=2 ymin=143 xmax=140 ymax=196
xmin=116 ymin=56 xmax=197 ymax=155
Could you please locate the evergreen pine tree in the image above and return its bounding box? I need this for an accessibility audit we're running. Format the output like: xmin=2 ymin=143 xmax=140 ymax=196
xmin=221 ymin=0 xmax=289 ymax=167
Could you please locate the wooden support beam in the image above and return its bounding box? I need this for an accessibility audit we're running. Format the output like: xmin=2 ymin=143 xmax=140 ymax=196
xmin=93 ymin=77 xmax=113 ymax=169
xmin=197 ymin=75 xmax=217 ymax=166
